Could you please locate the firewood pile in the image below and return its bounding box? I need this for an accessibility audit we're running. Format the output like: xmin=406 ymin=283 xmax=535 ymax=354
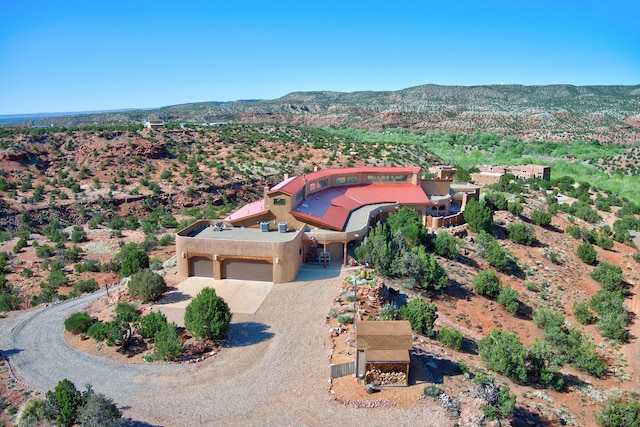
xmin=365 ymin=369 xmax=407 ymax=386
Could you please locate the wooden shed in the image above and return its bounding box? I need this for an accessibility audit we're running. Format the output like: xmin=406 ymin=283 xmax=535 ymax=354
xmin=355 ymin=320 xmax=413 ymax=386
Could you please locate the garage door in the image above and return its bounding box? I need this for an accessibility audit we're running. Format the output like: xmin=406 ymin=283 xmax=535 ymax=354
xmin=189 ymin=256 xmax=213 ymax=278
xmin=222 ymin=259 xmax=273 ymax=282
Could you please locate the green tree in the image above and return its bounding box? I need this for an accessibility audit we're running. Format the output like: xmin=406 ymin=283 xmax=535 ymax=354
xmin=506 ymin=223 xmax=536 ymax=246
xmin=597 ymin=400 xmax=640 ymax=427
xmin=399 ymin=297 xmax=438 ymax=336
xmin=577 ymin=242 xmax=597 ymax=265
xmin=533 ymin=309 xmax=565 ymax=331
xmin=590 ymin=262 xmax=623 ymax=292
xmin=485 ymin=192 xmax=508 ymax=211
xmin=184 ymin=287 xmax=232 ymax=340
xmin=531 ymin=210 xmax=552 ymax=226
xmin=70 ymin=225 xmax=87 ymax=243
xmin=478 ymin=329 xmax=527 ymax=382
xmin=153 ymin=323 xmax=184 ymax=360
xmin=507 ymin=201 xmax=523 ymax=216
xmin=13 ymin=237 xmax=27 ymax=253
xmin=138 ymin=311 xmax=169 ymax=339
xmin=572 ymin=300 xmax=595 ymax=325
xmin=464 ymin=199 xmax=494 ymax=232
xmin=497 ymin=285 xmax=520 ymax=315
xmin=434 ymin=230 xmax=458 ymax=259
xmin=128 ymin=269 xmax=167 ymax=302
xmin=117 ymin=243 xmax=149 ymax=277
xmin=46 ymin=379 xmax=83 ymax=427
xmin=436 ymin=328 xmax=463 ymax=350
xmin=473 ymin=270 xmax=502 ymax=298
xmin=64 ymin=311 xmax=94 ymax=335
xmin=386 ymin=206 xmax=426 ymax=247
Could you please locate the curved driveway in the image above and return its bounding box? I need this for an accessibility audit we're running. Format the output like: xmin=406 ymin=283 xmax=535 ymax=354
xmin=0 ymin=268 xmax=445 ymax=426
xmin=0 ymin=290 xmax=183 ymax=401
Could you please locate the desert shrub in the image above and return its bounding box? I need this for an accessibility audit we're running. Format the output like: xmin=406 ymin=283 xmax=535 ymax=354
xmin=64 ymin=311 xmax=94 ymax=335
xmin=0 ymin=290 xmax=22 ymax=312
xmin=533 ymin=309 xmax=565 ymax=331
xmin=13 ymin=237 xmax=27 ymax=253
xmin=524 ymin=339 xmax=564 ymax=390
xmin=184 ymin=287 xmax=232 ymax=340
xmin=75 ymin=259 xmax=101 ymax=273
xmin=506 ymin=223 xmax=536 ymax=246
xmin=497 ymin=285 xmax=520 ymax=315
xmin=115 ymin=302 xmax=139 ymax=322
xmin=530 ymin=210 xmax=552 ymax=226
xmin=47 ymin=268 xmax=68 ymax=289
xmin=434 ymin=230 xmax=458 ymax=259
xmin=473 ymin=373 xmax=517 ymax=420
xmin=158 ymin=234 xmax=174 ymax=246
xmin=597 ymin=399 xmax=640 ymax=427
xmin=485 ymin=192 xmax=508 ymax=211
xmin=138 ymin=311 xmax=168 ymax=339
xmin=473 ymin=270 xmax=502 ymax=298
xmin=87 ymin=320 xmax=126 ymax=346
xmin=507 ymin=202 xmax=523 ymax=215
xmin=16 ymin=398 xmax=49 ymax=427
xmin=337 ymin=314 xmax=353 ymax=325
xmin=573 ymin=300 xmax=595 ymax=325
xmin=566 ymin=224 xmax=582 ymax=240
xmin=423 ymin=385 xmax=443 ymax=398
xmin=436 ymin=328 xmax=463 ymax=350
xmin=70 ymin=226 xmax=87 ymax=244
xmin=45 ymin=379 xmax=82 ymax=427
xmin=478 ymin=329 xmax=527 ymax=382
xmin=128 ymin=269 xmax=166 ymax=302
xmin=117 ymin=243 xmax=149 ymax=277
xmin=76 ymin=389 xmax=122 ymax=427
xmin=153 ymin=323 xmax=183 ymax=360
xmin=595 ymin=234 xmax=614 ymax=250
xmin=577 ymin=242 xmax=597 ymax=265
xmin=399 ymin=297 xmax=438 ymax=336
xmin=20 ymin=267 xmax=33 ymax=278
xmin=590 ymin=262 xmax=623 ymax=292
xmin=380 ymin=302 xmax=399 ymax=320
xmin=87 ymin=322 xmax=109 ymax=341
xmin=464 ymin=199 xmax=494 ymax=232
xmin=73 ymin=279 xmax=99 ymax=294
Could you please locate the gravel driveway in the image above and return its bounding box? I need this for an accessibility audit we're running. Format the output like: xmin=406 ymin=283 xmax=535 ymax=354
xmin=1 ymin=267 xmax=446 ymax=426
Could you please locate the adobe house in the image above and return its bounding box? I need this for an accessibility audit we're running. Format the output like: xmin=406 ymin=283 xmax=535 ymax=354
xmin=355 ymin=320 xmax=413 ymax=386
xmin=175 ymin=166 xmax=478 ymax=282
xmin=471 ymin=164 xmax=551 ymax=185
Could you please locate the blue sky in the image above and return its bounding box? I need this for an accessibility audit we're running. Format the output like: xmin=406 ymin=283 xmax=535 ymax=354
xmin=1 ymin=1 xmax=638 ymax=115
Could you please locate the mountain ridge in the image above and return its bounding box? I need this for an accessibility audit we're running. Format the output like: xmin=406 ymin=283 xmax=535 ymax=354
xmin=15 ymin=84 xmax=640 ymax=143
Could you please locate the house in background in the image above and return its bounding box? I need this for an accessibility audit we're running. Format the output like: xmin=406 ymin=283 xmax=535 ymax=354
xmin=471 ymin=164 xmax=550 ymax=185
xmin=143 ymin=120 xmax=165 ymax=129
xmin=175 ymin=166 xmax=479 ymax=283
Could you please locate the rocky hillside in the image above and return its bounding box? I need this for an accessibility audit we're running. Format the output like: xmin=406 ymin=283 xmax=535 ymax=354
xmin=24 ymin=84 xmax=640 ymax=144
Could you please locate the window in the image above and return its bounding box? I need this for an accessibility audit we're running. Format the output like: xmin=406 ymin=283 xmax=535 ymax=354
xmin=295 ymin=190 xmax=304 ymax=202
xmin=273 ymin=198 xmax=286 ymax=205
xmin=336 ymin=176 xmax=358 ymax=185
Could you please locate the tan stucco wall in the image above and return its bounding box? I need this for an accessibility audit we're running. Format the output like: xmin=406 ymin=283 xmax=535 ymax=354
xmin=421 ymin=179 xmax=451 ymax=196
xmin=176 ymin=223 xmax=304 ymax=284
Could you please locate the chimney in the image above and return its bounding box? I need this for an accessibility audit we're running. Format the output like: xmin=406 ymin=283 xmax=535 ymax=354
xmin=263 ymin=182 xmax=270 ymax=209
xmin=284 ymin=173 xmax=289 ymax=180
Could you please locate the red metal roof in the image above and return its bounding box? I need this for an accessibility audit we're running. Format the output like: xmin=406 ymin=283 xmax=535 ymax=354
xmin=290 ymin=183 xmax=429 ymax=231
xmin=225 ymin=200 xmax=268 ymax=222
xmin=272 ymin=166 xmax=422 ymax=196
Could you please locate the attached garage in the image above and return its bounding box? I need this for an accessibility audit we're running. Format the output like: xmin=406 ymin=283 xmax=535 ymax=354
xmin=222 ymin=258 xmax=273 ymax=282
xmin=189 ymin=256 xmax=214 ymax=278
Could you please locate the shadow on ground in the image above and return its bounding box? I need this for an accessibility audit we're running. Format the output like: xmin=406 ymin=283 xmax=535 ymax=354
xmin=156 ymin=291 xmax=193 ymax=305
xmin=225 ymin=321 xmax=274 ymax=347
xmin=410 ymin=349 xmax=463 ymax=385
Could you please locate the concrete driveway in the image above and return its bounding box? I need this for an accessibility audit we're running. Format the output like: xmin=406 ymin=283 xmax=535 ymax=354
xmin=155 ymin=278 xmax=274 ymax=325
